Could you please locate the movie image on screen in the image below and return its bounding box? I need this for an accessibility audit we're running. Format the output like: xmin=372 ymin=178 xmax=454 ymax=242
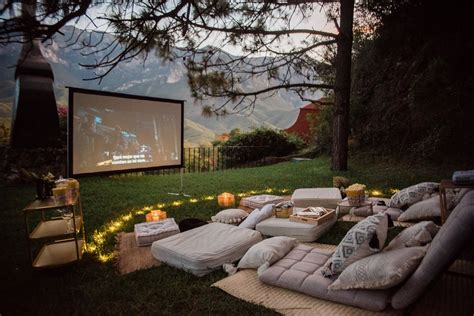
xmin=68 ymin=88 xmax=184 ymax=176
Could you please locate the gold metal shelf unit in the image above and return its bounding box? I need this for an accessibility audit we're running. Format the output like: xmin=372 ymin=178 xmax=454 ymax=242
xmin=23 ymin=195 xmax=85 ymax=269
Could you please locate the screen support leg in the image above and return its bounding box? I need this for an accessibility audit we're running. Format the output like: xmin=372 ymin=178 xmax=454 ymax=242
xmin=168 ymin=168 xmax=191 ymax=197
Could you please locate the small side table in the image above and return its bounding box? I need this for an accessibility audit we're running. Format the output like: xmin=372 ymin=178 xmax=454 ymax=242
xmin=439 ymin=179 xmax=474 ymax=224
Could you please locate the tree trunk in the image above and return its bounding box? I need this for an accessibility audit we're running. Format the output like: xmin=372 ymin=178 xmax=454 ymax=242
xmin=331 ymin=0 xmax=354 ymax=171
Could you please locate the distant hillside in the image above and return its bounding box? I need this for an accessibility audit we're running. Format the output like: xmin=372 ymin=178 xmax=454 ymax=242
xmin=183 ymin=119 xmax=216 ymax=147
xmin=0 ymin=26 xmax=323 ymax=146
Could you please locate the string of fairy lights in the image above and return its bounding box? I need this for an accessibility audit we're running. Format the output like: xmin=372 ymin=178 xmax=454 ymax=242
xmin=85 ymin=187 xmax=399 ymax=263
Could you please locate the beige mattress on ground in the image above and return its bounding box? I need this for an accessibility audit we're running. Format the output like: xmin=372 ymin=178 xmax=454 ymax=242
xmin=151 ymin=223 xmax=262 ymax=276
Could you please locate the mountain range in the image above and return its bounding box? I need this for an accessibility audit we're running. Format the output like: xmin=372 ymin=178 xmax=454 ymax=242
xmin=0 ymin=26 xmax=322 ymax=146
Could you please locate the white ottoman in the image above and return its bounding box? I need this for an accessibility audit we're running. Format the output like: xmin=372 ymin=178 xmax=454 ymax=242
xmin=134 ymin=218 xmax=180 ymax=247
xmin=291 ymin=188 xmax=342 ymax=209
xmin=255 ymin=214 xmax=336 ymax=242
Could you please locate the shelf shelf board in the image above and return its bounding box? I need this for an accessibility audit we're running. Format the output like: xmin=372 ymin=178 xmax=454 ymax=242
xmin=24 ymin=195 xmax=79 ymax=211
xmin=29 ymin=216 xmax=82 ymax=239
xmin=32 ymin=239 xmax=84 ymax=269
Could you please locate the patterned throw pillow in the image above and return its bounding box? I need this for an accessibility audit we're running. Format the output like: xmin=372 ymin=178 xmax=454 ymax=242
xmin=329 ymin=246 xmax=427 ymax=290
xmin=211 ymin=208 xmax=248 ymax=224
xmin=384 ymin=221 xmax=439 ymax=251
xmin=389 ymin=182 xmax=439 ymax=208
xmin=321 ymin=213 xmax=389 ymax=277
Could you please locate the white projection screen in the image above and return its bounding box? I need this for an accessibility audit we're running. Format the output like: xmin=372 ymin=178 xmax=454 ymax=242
xmin=68 ymin=88 xmax=184 ymax=177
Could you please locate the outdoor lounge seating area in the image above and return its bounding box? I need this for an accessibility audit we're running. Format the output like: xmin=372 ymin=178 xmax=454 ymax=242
xmin=131 ymin=180 xmax=473 ymax=312
xmin=2 ymin=159 xmax=473 ymax=314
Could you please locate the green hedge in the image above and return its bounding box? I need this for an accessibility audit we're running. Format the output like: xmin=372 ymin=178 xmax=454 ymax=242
xmin=219 ymin=127 xmax=305 ymax=167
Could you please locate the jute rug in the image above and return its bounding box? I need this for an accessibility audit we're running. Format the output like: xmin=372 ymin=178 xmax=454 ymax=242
xmin=115 ymin=232 xmax=160 ymax=275
xmin=212 ymin=269 xmax=401 ymax=316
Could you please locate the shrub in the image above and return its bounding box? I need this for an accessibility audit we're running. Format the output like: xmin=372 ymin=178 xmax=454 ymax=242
xmin=219 ymin=127 xmax=304 ymax=167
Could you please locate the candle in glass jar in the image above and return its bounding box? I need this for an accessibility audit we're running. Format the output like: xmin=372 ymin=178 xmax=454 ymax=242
xmin=151 ymin=210 xmax=161 ymax=221
xmin=218 ymin=192 xmax=235 ymax=207
xmin=146 ymin=213 xmax=154 ymax=222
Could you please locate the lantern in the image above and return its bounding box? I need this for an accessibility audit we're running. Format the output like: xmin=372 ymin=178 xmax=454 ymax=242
xmin=146 ymin=213 xmax=154 ymax=222
xmin=148 ymin=210 xmax=167 ymax=221
xmin=151 ymin=210 xmax=161 ymax=221
xmin=217 ymin=192 xmax=235 ymax=208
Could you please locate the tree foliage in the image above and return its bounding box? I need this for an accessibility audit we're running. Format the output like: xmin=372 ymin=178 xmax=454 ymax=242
xmin=219 ymin=127 xmax=305 ymax=167
xmin=0 ymin=0 xmax=94 ymax=42
xmin=1 ymin=0 xmax=338 ymax=115
xmin=312 ymin=0 xmax=473 ymax=162
xmin=2 ymin=0 xmax=359 ymax=170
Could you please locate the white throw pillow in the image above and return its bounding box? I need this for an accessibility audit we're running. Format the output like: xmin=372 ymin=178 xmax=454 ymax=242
xmin=389 ymin=182 xmax=439 ymax=208
xmin=239 ymin=204 xmax=274 ymax=229
xmin=322 ymin=213 xmax=389 ymax=277
xmin=238 ymin=236 xmax=298 ymax=274
xmin=329 ymin=246 xmax=427 ymax=290
xmin=384 ymin=221 xmax=439 ymax=251
xmin=398 ymin=195 xmax=441 ymax=222
xmin=211 ymin=208 xmax=248 ymax=224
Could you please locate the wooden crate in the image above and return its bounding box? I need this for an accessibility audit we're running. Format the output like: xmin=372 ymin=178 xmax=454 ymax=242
xmin=289 ymin=208 xmax=335 ymax=226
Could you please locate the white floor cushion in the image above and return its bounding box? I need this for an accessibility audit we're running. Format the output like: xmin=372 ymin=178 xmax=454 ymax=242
xmin=151 ymin=223 xmax=262 ymax=276
xmin=134 ymin=218 xmax=180 ymax=247
xmin=291 ymin=188 xmax=342 ymax=209
xmin=255 ymin=214 xmax=336 ymax=242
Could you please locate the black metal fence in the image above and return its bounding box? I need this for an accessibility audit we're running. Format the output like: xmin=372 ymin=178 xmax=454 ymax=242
xmin=153 ymin=146 xmax=269 ymax=175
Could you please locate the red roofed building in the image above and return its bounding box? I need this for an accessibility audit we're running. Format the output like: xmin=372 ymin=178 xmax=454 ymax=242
xmin=284 ymin=97 xmax=331 ymax=143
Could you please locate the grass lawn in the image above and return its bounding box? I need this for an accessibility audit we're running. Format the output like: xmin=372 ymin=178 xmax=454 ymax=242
xmin=0 ymin=155 xmax=457 ymax=315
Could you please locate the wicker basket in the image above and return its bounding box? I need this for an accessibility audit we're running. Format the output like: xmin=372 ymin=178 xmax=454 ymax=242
xmin=273 ymin=201 xmax=294 ymax=218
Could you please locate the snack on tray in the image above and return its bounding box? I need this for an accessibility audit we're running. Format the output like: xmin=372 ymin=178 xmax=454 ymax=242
xmin=346 ymin=183 xmax=366 ymax=206
xmin=295 ymin=207 xmax=328 ymax=218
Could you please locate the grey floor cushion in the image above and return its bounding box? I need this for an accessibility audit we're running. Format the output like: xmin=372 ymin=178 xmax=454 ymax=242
xmin=151 ymin=222 xmax=262 ymax=276
xmin=259 ymin=244 xmax=391 ymax=311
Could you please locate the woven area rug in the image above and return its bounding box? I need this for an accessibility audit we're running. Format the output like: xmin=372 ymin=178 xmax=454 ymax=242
xmin=212 ymin=270 xmax=400 ymax=316
xmin=115 ymin=232 xmax=160 ymax=275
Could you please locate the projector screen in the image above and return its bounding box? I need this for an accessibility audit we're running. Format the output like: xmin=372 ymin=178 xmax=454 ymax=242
xmin=68 ymin=88 xmax=184 ymax=177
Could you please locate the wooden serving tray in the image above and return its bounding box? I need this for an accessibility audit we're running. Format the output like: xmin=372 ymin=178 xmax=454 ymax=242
xmin=289 ymin=208 xmax=335 ymax=226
